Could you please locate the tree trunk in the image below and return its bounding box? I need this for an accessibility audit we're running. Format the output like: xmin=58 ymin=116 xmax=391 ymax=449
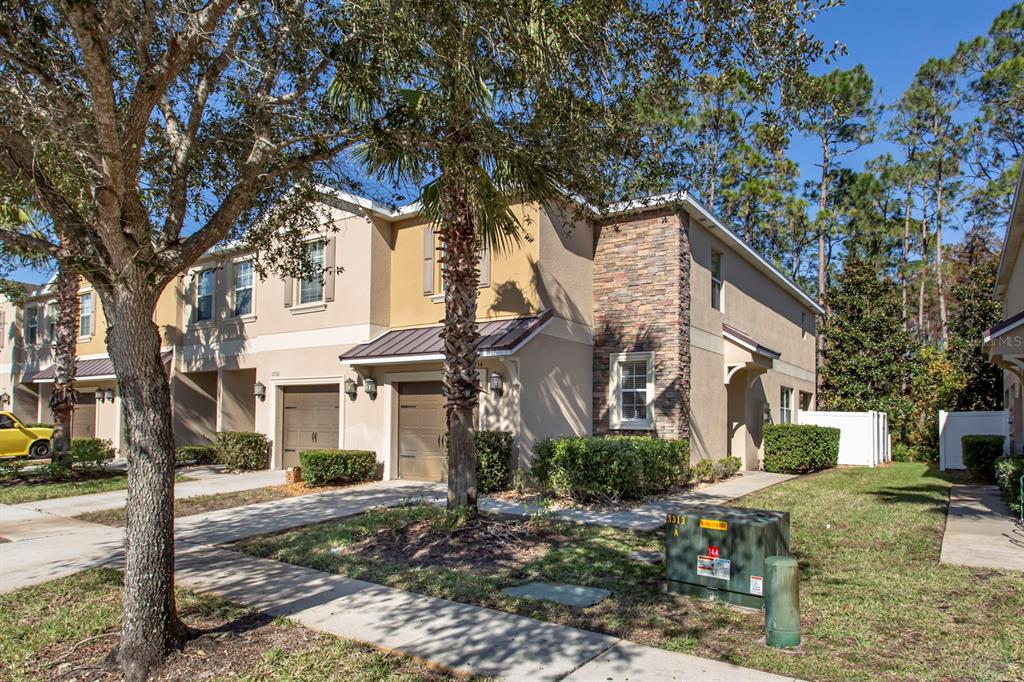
xmin=918 ymin=217 xmax=928 ymax=338
xmin=48 ymin=265 xmax=80 ymax=471
xmin=101 ymin=284 xmax=186 ymax=680
xmin=438 ymin=172 xmax=480 ymax=512
xmin=815 ymin=143 xmax=830 ymax=394
xmin=935 ymin=182 xmax=948 ymax=345
xmin=901 ymin=182 xmax=911 ymax=330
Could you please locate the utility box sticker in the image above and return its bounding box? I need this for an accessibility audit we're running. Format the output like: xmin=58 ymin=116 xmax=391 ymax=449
xmin=750 ymin=575 xmax=763 ymax=596
xmin=697 ymin=555 xmax=731 ymax=580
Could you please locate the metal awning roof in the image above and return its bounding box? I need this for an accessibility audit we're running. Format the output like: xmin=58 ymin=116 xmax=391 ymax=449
xmin=340 ymin=310 xmax=554 ymax=365
xmin=722 ymin=324 xmax=781 ymax=359
xmin=984 ymin=309 xmax=1024 ymax=344
xmin=29 ymin=351 xmax=173 ymax=383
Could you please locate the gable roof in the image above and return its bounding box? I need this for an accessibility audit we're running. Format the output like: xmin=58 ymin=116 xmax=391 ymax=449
xmin=318 ymin=186 xmax=824 ymax=316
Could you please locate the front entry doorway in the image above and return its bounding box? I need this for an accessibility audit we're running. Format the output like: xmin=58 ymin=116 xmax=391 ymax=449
xmin=397 ymin=381 xmax=447 ymax=482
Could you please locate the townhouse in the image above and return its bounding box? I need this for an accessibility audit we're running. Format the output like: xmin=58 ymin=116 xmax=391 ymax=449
xmin=2 ymin=189 xmax=821 ymax=478
xmin=0 ymin=278 xmax=178 ymax=451
xmin=986 ymin=166 xmax=1024 ymax=454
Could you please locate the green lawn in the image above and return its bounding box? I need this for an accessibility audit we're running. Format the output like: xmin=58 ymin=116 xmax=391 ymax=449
xmin=238 ymin=463 xmax=1024 ymax=682
xmin=0 ymin=472 xmax=192 ymax=505
xmin=0 ymin=568 xmax=451 ymax=681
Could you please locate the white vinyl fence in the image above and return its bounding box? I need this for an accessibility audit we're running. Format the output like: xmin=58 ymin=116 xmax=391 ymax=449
xmin=938 ymin=410 xmax=1008 ymax=470
xmin=797 ymin=410 xmax=891 ymax=467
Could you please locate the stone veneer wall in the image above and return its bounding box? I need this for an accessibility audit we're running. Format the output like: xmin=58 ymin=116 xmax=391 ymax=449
xmin=592 ymin=209 xmax=691 ymax=438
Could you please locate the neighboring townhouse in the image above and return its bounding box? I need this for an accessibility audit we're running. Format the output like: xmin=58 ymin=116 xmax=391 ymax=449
xmin=2 ymin=188 xmax=820 ymax=477
xmin=986 ymin=166 xmax=1024 ymax=454
xmin=1 ymin=277 xmax=178 ymax=452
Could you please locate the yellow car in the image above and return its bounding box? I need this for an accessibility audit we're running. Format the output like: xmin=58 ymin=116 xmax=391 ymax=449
xmin=0 ymin=411 xmax=53 ymax=459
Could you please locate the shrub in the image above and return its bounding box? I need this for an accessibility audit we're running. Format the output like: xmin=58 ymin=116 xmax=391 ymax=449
xmin=763 ymin=424 xmax=840 ymax=474
xmin=69 ymin=438 xmax=115 ymax=471
xmin=995 ymin=455 xmax=1024 ymax=516
xmin=0 ymin=457 xmax=27 ymax=479
xmin=961 ymin=435 xmax=1005 ymax=483
xmin=691 ymin=458 xmax=713 ymax=482
xmin=215 ymin=431 xmax=270 ymax=471
xmin=175 ymin=445 xmax=218 ymax=466
xmin=711 ymin=455 xmax=742 ymax=481
xmin=26 ymin=422 xmax=54 ymax=429
xmin=531 ymin=435 xmax=689 ymax=502
xmin=475 ymin=430 xmax=513 ymax=493
xmin=299 ymin=449 xmax=377 ymax=486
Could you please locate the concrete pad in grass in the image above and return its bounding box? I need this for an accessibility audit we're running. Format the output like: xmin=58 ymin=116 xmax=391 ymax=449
xmin=502 ymin=581 xmax=611 ymax=607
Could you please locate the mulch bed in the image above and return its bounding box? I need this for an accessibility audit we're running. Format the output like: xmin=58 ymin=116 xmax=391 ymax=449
xmin=341 ymin=516 xmax=571 ymax=574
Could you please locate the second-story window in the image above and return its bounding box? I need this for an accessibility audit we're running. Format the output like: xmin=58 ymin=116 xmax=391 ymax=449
xmin=26 ymin=307 xmax=38 ymax=346
xmin=232 ymin=260 xmax=253 ymax=317
xmin=79 ymin=292 xmax=94 ymax=337
xmin=298 ymin=241 xmax=325 ymax=305
xmin=46 ymin=302 xmax=56 ymax=342
xmin=195 ymin=269 xmax=215 ymax=322
xmin=711 ymin=250 xmax=723 ymax=311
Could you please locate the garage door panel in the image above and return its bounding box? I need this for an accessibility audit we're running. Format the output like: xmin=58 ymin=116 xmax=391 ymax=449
xmin=398 ymin=382 xmax=447 ymax=482
xmin=282 ymin=386 xmax=339 ymax=469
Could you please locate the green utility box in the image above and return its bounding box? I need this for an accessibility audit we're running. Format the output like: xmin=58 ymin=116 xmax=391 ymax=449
xmin=665 ymin=505 xmax=790 ymax=609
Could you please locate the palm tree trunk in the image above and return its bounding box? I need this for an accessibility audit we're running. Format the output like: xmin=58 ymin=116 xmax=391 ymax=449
xmin=101 ymin=283 xmax=186 ymax=680
xmin=48 ymin=265 xmax=80 ymax=471
xmin=438 ymin=172 xmax=480 ymax=512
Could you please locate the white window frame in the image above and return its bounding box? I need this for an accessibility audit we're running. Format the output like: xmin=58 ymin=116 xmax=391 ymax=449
xmin=711 ymin=250 xmax=723 ymax=311
xmin=46 ymin=301 xmax=57 ymax=342
xmin=296 ymin=240 xmax=325 ymax=307
xmin=78 ymin=292 xmax=95 ymax=339
xmin=609 ymin=351 xmax=655 ymax=430
xmin=25 ymin=306 xmax=38 ymax=346
xmin=780 ymin=386 xmax=793 ymax=424
xmin=193 ymin=268 xmax=216 ymax=323
xmin=231 ymin=257 xmax=255 ymax=318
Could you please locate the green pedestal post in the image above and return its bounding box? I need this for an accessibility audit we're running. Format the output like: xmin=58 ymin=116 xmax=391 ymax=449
xmin=764 ymin=555 xmax=800 ymax=648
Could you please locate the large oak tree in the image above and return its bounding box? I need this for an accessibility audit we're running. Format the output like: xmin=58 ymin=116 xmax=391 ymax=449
xmin=0 ymin=1 xmax=362 ymax=678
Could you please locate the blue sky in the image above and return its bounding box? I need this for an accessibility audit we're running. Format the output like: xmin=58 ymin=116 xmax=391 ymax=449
xmin=11 ymin=0 xmax=1011 ymax=284
xmin=787 ymin=0 xmax=1011 ymax=196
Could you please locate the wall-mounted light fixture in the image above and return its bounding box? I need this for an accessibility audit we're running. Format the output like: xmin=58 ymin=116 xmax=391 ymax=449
xmin=488 ymin=372 xmax=504 ymax=396
xmin=0 ymin=392 xmax=9 ymax=405
xmin=344 ymin=378 xmax=357 ymax=400
xmin=363 ymin=377 xmax=377 ymax=400
xmin=103 ymin=388 xmax=114 ymax=402
xmin=254 ymin=381 xmax=267 ymax=401
xmin=95 ymin=388 xmax=105 ymax=403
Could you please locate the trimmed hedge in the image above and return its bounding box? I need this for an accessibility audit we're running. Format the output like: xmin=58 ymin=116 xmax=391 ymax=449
xmin=70 ymin=438 xmax=115 ymax=471
xmin=763 ymin=424 xmax=840 ymax=474
xmin=995 ymin=455 xmax=1024 ymax=516
xmin=476 ymin=430 xmax=513 ymax=494
xmin=215 ymin=431 xmax=270 ymax=471
xmin=26 ymin=422 xmax=54 ymax=429
xmin=962 ymin=435 xmax=1005 ymax=483
xmin=175 ymin=445 xmax=218 ymax=466
xmin=532 ymin=435 xmax=689 ymax=502
xmin=299 ymin=449 xmax=377 ymax=486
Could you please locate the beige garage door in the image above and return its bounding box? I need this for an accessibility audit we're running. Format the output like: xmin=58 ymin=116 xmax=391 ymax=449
xmin=72 ymin=393 xmax=96 ymax=439
xmin=282 ymin=386 xmax=339 ymax=469
xmin=398 ymin=382 xmax=447 ymax=482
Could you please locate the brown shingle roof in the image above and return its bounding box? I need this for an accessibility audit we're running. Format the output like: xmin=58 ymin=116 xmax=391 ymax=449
xmin=340 ymin=310 xmax=554 ymax=363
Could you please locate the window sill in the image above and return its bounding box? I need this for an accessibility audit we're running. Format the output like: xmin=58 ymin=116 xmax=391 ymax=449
xmin=612 ymin=420 xmax=655 ymax=431
xmin=430 ymin=294 xmax=445 ymax=304
xmin=226 ymin=314 xmax=257 ymax=323
xmin=77 ymin=335 xmax=93 ymax=343
xmin=290 ymin=303 xmax=326 ymax=315
xmin=189 ymin=321 xmax=216 ymax=331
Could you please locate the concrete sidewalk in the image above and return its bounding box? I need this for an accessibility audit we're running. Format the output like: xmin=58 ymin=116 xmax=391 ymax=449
xmin=10 ymin=468 xmax=288 ymax=517
xmin=174 ymin=543 xmax=798 ymax=682
xmin=482 ymin=471 xmax=794 ymax=531
xmin=940 ymin=484 xmax=1024 ymax=572
xmin=0 ymin=479 xmax=443 ymax=593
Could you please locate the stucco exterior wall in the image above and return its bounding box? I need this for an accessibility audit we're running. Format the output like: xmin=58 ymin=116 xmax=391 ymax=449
xmin=1000 ymin=232 xmax=1024 ymax=448
xmin=687 ymin=217 xmax=817 ymax=465
xmin=388 ymin=203 xmax=542 ymax=329
xmin=537 ymin=202 xmax=594 ymax=327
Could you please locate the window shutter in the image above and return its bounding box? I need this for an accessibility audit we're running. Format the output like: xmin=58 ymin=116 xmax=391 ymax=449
xmin=324 ymin=237 xmax=336 ymax=302
xmin=479 ymin=244 xmax=490 ymax=288
xmin=608 ymin=356 xmax=621 ymax=429
xmin=422 ymin=226 xmax=434 ymax=295
xmin=221 ymin=260 xmax=232 ymax=318
xmin=89 ymin=296 xmax=96 ymax=336
xmin=282 ymin=275 xmax=293 ymax=308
